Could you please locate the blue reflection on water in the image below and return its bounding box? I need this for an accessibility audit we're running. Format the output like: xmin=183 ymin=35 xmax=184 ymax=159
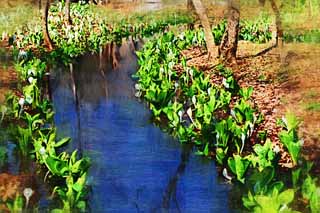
xmin=51 ymin=43 xmax=231 ymax=212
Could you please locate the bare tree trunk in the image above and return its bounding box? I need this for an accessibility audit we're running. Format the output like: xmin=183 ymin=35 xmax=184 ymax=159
xmin=43 ymin=0 xmax=53 ymax=50
xmin=187 ymin=0 xmax=194 ymax=10
xmin=259 ymin=0 xmax=266 ymax=7
xmin=190 ymin=0 xmax=218 ymax=60
xmin=308 ymin=0 xmax=313 ymax=17
xmin=65 ymin=0 xmax=71 ymax=25
xmin=219 ymin=0 xmax=240 ymax=63
xmin=269 ymin=0 xmax=283 ymax=47
xmin=38 ymin=0 xmax=42 ymax=10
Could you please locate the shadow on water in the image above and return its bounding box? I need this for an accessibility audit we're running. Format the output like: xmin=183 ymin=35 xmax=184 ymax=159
xmin=50 ymin=41 xmax=231 ymax=212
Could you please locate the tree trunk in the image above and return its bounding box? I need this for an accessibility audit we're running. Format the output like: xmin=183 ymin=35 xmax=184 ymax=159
xmin=269 ymin=0 xmax=283 ymax=47
xmin=190 ymin=0 xmax=218 ymax=60
xmin=187 ymin=0 xmax=194 ymax=10
xmin=259 ymin=0 xmax=266 ymax=7
xmin=35 ymin=0 xmax=42 ymax=10
xmin=65 ymin=0 xmax=71 ymax=25
xmin=219 ymin=0 xmax=240 ymax=63
xmin=43 ymin=0 xmax=53 ymax=50
xmin=308 ymin=0 xmax=313 ymax=17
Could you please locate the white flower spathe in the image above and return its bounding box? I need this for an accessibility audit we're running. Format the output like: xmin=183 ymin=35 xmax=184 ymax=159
xmin=18 ymin=98 xmax=25 ymax=106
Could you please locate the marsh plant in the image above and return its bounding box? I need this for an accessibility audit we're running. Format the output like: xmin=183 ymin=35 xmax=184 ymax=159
xmin=134 ymin=29 xmax=319 ymax=212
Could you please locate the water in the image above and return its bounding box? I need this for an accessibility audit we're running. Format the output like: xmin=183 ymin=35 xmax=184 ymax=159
xmin=50 ymin=42 xmax=231 ymax=212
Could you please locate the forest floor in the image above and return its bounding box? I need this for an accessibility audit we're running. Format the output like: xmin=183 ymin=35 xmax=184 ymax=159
xmin=182 ymin=41 xmax=320 ymax=172
xmin=0 ymin=41 xmax=16 ymax=104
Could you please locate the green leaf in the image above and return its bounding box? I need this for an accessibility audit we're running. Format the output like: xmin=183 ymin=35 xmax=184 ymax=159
xmin=254 ymin=195 xmax=278 ymax=213
xmin=45 ymin=156 xmax=69 ymax=177
xmin=51 ymin=209 xmax=64 ymax=213
xmin=302 ymin=176 xmax=317 ymax=200
xmin=292 ymin=168 xmax=301 ymax=188
xmin=55 ymin=137 xmax=71 ymax=148
xmin=71 ymin=158 xmax=90 ymax=174
xmin=242 ymin=191 xmax=257 ymax=209
xmin=204 ymin=143 xmax=209 ymax=156
xmin=73 ymin=173 xmax=87 ymax=192
xmin=228 ymin=155 xmax=250 ymax=183
xmin=216 ymin=147 xmax=228 ymax=165
xmin=76 ymin=201 xmax=86 ymax=211
xmin=278 ymin=189 xmax=295 ymax=205
xmin=310 ymin=188 xmax=320 ymax=213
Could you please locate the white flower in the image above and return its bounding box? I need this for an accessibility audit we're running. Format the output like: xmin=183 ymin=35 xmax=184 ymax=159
xmin=39 ymin=147 xmax=46 ymax=156
xmin=192 ymin=95 xmax=197 ymax=106
xmin=230 ymin=109 xmax=235 ymax=118
xmin=249 ymin=123 xmax=254 ymax=136
xmin=18 ymin=50 xmax=27 ymax=58
xmin=28 ymin=77 xmax=35 ymax=84
xmin=240 ymin=133 xmax=246 ymax=153
xmin=135 ymin=83 xmax=141 ymax=91
xmin=178 ymin=110 xmax=184 ymax=121
xmin=23 ymin=187 xmax=33 ymax=208
xmin=174 ymin=82 xmax=179 ymax=89
xmin=25 ymin=96 xmax=33 ymax=104
xmin=207 ymin=88 xmax=211 ymax=96
xmin=282 ymin=116 xmax=288 ymax=128
xmin=168 ymin=61 xmax=175 ymax=69
xmin=299 ymin=139 xmax=304 ymax=146
xmin=222 ymin=78 xmax=229 ymax=89
xmin=273 ymin=145 xmax=281 ymax=154
xmin=222 ymin=168 xmax=232 ymax=181
xmin=241 ymin=133 xmax=246 ymax=143
xmin=27 ymin=69 xmax=36 ymax=76
xmin=18 ymin=98 xmax=25 ymax=106
xmin=189 ymin=68 xmax=193 ymax=77
xmin=187 ymin=107 xmax=194 ymax=124
xmin=23 ymin=188 xmax=33 ymax=199
xmin=135 ymin=91 xmax=142 ymax=98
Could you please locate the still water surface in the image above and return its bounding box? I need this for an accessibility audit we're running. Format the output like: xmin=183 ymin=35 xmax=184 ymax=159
xmin=50 ymin=43 xmax=231 ymax=212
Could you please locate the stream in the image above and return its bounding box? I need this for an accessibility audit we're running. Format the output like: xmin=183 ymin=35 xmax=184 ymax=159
xmin=50 ymin=42 xmax=232 ymax=212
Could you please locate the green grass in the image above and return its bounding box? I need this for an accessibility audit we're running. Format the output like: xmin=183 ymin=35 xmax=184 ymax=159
xmin=91 ymin=4 xmax=193 ymax=25
xmin=305 ymin=102 xmax=320 ymax=111
xmin=0 ymin=4 xmax=39 ymax=37
xmin=305 ymin=90 xmax=319 ymax=99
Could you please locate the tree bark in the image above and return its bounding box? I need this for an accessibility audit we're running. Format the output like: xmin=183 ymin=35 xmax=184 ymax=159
xmin=259 ymin=0 xmax=266 ymax=7
xmin=187 ymin=0 xmax=194 ymax=10
xmin=43 ymin=0 xmax=53 ymax=50
xmin=65 ymin=0 xmax=71 ymax=25
xmin=308 ymin=0 xmax=313 ymax=17
xmin=269 ymin=0 xmax=283 ymax=47
xmin=190 ymin=0 xmax=218 ymax=60
xmin=219 ymin=0 xmax=240 ymax=63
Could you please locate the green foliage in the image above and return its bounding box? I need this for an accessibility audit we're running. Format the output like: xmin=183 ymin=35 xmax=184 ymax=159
xmin=3 ymin=54 xmax=90 ymax=211
xmin=239 ymin=16 xmax=272 ymax=43
xmin=278 ymin=112 xmax=302 ymax=166
xmin=12 ymin=2 xmax=192 ymax=64
xmin=247 ymin=140 xmax=276 ymax=172
xmin=0 ymin=105 xmax=7 ymax=125
xmin=243 ymin=167 xmax=297 ymax=212
xmin=212 ymin=20 xmax=226 ymax=45
xmin=284 ymin=30 xmax=320 ymax=43
xmin=6 ymin=195 xmax=24 ymax=212
xmin=211 ymin=16 xmax=272 ymax=45
xmin=239 ymin=87 xmax=254 ymax=101
xmin=227 ymin=155 xmax=250 ymax=183
xmin=302 ymin=176 xmax=320 ymax=212
xmin=243 ymin=188 xmax=296 ymax=213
